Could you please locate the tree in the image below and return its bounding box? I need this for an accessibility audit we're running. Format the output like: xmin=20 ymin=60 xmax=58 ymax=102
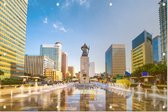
xmin=131 ymin=63 xmax=167 ymax=84
xmin=1 ymin=77 xmax=22 ymax=85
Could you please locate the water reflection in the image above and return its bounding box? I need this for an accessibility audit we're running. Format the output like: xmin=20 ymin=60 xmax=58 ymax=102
xmin=0 ymin=84 xmax=167 ymax=111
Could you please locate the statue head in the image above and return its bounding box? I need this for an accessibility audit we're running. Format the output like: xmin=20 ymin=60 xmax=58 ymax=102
xmin=81 ymin=43 xmax=90 ymax=56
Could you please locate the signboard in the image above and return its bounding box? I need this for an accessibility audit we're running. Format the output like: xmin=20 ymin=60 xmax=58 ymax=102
xmin=142 ymin=72 xmax=148 ymax=76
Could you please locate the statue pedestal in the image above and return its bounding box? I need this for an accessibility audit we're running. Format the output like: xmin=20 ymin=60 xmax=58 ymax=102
xmin=80 ymin=56 xmax=89 ymax=83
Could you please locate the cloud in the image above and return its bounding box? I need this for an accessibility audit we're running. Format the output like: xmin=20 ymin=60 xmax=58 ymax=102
xmin=43 ymin=17 xmax=48 ymax=24
xmin=62 ymin=0 xmax=90 ymax=8
xmin=53 ymin=24 xmax=58 ymax=29
xmin=53 ymin=22 xmax=69 ymax=33
xmin=78 ymin=0 xmax=90 ymax=7
xmin=78 ymin=0 xmax=88 ymax=5
xmin=59 ymin=27 xmax=68 ymax=33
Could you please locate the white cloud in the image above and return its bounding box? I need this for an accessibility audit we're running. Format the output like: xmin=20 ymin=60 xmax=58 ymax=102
xmin=62 ymin=0 xmax=90 ymax=8
xmin=78 ymin=0 xmax=90 ymax=7
xmin=53 ymin=22 xmax=69 ymax=33
xmin=43 ymin=17 xmax=48 ymax=24
xmin=53 ymin=24 xmax=58 ymax=28
xmin=78 ymin=0 xmax=87 ymax=5
xmin=59 ymin=27 xmax=68 ymax=33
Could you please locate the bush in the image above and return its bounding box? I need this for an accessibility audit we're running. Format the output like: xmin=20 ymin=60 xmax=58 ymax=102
xmin=116 ymin=79 xmax=131 ymax=87
xmin=1 ymin=77 xmax=22 ymax=85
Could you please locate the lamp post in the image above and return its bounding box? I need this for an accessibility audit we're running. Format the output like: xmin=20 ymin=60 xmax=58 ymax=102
xmin=0 ymin=53 xmax=7 ymax=89
xmin=162 ymin=52 xmax=166 ymax=64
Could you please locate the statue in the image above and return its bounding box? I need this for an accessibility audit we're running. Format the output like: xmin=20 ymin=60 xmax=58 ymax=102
xmin=81 ymin=43 xmax=90 ymax=56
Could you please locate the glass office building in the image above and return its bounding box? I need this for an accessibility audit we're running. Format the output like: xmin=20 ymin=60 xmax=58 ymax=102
xmin=159 ymin=0 xmax=167 ymax=63
xmin=105 ymin=44 xmax=126 ymax=77
xmin=0 ymin=0 xmax=28 ymax=79
xmin=132 ymin=31 xmax=153 ymax=72
xmin=152 ymin=36 xmax=161 ymax=63
xmin=40 ymin=42 xmax=62 ymax=71
xmin=105 ymin=47 xmax=112 ymax=76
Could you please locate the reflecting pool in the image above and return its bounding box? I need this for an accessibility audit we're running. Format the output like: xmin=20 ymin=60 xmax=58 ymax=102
xmin=0 ymin=83 xmax=167 ymax=111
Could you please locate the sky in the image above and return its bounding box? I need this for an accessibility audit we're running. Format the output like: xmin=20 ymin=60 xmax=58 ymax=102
xmin=26 ymin=0 xmax=160 ymax=73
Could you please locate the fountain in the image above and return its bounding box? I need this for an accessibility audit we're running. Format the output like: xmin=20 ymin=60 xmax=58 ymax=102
xmin=35 ymin=79 xmax=38 ymax=87
xmin=11 ymin=90 xmax=13 ymax=99
xmin=151 ymin=83 xmax=158 ymax=94
xmin=145 ymin=89 xmax=147 ymax=98
xmin=151 ymin=97 xmax=160 ymax=109
xmin=135 ymin=83 xmax=144 ymax=101
xmin=136 ymin=82 xmax=144 ymax=94
xmin=15 ymin=85 xmax=29 ymax=98
xmin=32 ymin=85 xmax=40 ymax=94
xmin=147 ymin=83 xmax=167 ymax=100
xmin=28 ymin=86 xmax=31 ymax=94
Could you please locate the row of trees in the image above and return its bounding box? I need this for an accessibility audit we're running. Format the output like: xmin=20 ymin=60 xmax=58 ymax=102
xmin=1 ymin=77 xmax=23 ymax=85
xmin=131 ymin=63 xmax=167 ymax=83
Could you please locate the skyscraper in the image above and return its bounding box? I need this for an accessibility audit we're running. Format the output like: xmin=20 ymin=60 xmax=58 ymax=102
xmin=159 ymin=0 xmax=167 ymax=63
xmin=105 ymin=44 xmax=126 ymax=77
xmin=132 ymin=31 xmax=153 ymax=72
xmin=24 ymin=55 xmax=55 ymax=76
xmin=40 ymin=42 xmax=62 ymax=71
xmin=152 ymin=36 xmax=161 ymax=63
xmin=89 ymin=62 xmax=95 ymax=77
xmin=0 ymin=0 xmax=28 ymax=79
xmin=61 ymin=52 xmax=68 ymax=80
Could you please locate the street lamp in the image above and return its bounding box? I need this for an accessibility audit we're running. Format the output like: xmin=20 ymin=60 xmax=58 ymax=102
xmin=162 ymin=52 xmax=166 ymax=63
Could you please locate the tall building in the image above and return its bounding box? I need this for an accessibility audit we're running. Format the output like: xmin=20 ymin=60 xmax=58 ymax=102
xmin=159 ymin=0 xmax=167 ymax=63
xmin=44 ymin=68 xmax=62 ymax=81
xmin=68 ymin=66 xmax=75 ymax=77
xmin=152 ymin=36 xmax=161 ymax=63
xmin=89 ymin=62 xmax=95 ymax=77
xmin=24 ymin=55 xmax=55 ymax=76
xmin=61 ymin=52 xmax=68 ymax=80
xmin=0 ymin=0 xmax=28 ymax=79
xmin=132 ymin=31 xmax=153 ymax=72
xmin=105 ymin=44 xmax=126 ymax=77
xmin=40 ymin=42 xmax=62 ymax=71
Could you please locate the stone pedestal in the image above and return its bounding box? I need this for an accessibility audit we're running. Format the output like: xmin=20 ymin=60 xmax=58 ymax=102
xmin=80 ymin=56 xmax=89 ymax=83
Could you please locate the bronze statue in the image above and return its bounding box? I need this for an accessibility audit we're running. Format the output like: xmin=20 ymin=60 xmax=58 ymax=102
xmin=81 ymin=43 xmax=90 ymax=56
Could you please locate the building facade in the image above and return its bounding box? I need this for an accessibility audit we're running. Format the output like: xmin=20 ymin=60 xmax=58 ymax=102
xmin=132 ymin=31 xmax=153 ymax=72
xmin=152 ymin=36 xmax=161 ymax=63
xmin=24 ymin=55 xmax=55 ymax=76
xmin=68 ymin=66 xmax=75 ymax=77
xmin=44 ymin=68 xmax=57 ymax=81
xmin=61 ymin=52 xmax=68 ymax=80
xmin=105 ymin=44 xmax=126 ymax=77
xmin=44 ymin=68 xmax=62 ymax=81
xmin=0 ymin=0 xmax=28 ymax=79
xmin=159 ymin=0 xmax=167 ymax=63
xmin=40 ymin=42 xmax=62 ymax=71
xmin=89 ymin=62 xmax=95 ymax=77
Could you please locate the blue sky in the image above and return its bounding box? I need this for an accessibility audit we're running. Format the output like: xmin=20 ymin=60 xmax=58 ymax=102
xmin=26 ymin=0 xmax=160 ymax=73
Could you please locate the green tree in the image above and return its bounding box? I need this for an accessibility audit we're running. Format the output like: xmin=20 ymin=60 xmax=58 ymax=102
xmin=131 ymin=63 xmax=167 ymax=84
xmin=1 ymin=77 xmax=22 ymax=85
